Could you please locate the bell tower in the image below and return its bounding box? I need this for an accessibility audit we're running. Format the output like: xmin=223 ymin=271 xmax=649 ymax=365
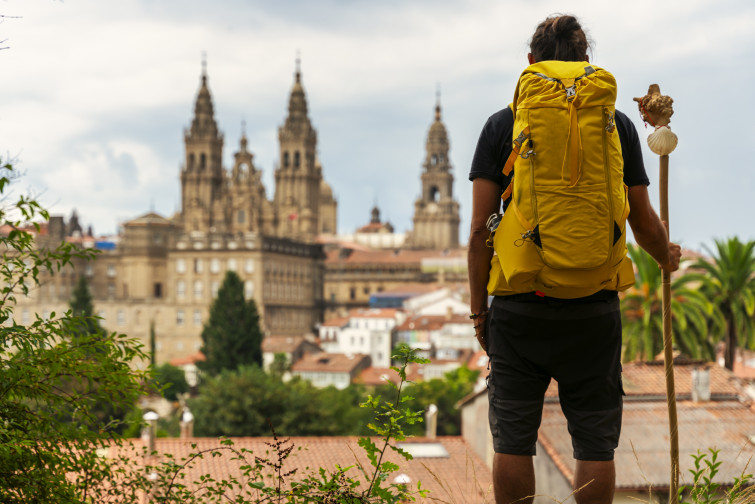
xmin=180 ymin=59 xmax=225 ymax=233
xmin=273 ymin=58 xmax=320 ymax=242
xmin=408 ymin=94 xmax=460 ymax=249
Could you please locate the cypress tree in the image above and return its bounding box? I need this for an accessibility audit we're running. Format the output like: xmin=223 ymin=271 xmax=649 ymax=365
xmin=198 ymin=270 xmax=263 ymax=375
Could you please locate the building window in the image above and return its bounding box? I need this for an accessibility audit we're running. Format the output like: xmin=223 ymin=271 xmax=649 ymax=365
xmin=176 ymin=259 xmax=186 ymax=274
xmin=22 ymin=309 xmax=30 ymax=325
xmin=237 ymin=210 xmax=245 ymax=223
xmin=176 ymin=310 xmax=185 ymax=326
xmin=245 ymin=259 xmax=254 ymax=274
xmin=193 ymin=309 xmax=202 ymax=326
xmin=200 ymin=153 xmax=206 ymax=169
xmin=294 ymin=151 xmax=300 ymax=168
xmin=117 ymin=310 xmax=125 ymax=326
xmin=363 ymin=286 xmax=369 ymax=295
xmin=245 ymin=281 xmax=254 ymax=299
xmin=194 ymin=259 xmax=203 ymax=273
xmin=211 ymin=281 xmax=219 ymax=298
xmin=107 ymin=284 xmax=115 ymax=298
xmin=210 ymin=258 xmax=220 ymax=274
xmin=85 ymin=264 xmax=93 ymax=277
xmin=349 ymin=287 xmax=356 ymax=300
xmin=154 ymin=282 xmax=163 ymax=298
xmin=107 ymin=264 xmax=116 ymax=278
xmin=177 ymin=281 xmax=186 ymax=298
xmin=283 ymin=151 xmax=289 ymax=168
xmin=227 ymin=259 xmax=237 ymax=271
xmin=193 ymin=280 xmax=203 ymax=299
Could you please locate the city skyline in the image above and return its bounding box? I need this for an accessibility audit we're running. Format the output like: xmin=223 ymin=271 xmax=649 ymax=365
xmin=1 ymin=0 xmax=753 ymax=250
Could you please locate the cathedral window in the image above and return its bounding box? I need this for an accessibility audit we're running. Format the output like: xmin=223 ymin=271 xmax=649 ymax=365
xmin=189 ymin=154 xmax=195 ymax=170
xmin=429 ymin=186 xmax=440 ymax=202
xmin=431 ymin=154 xmax=438 ymax=165
xmin=294 ymin=151 xmax=300 ymax=168
xmin=237 ymin=209 xmax=245 ymax=224
xmin=200 ymin=153 xmax=207 ymax=170
xmin=154 ymin=283 xmax=162 ymax=298
xmin=284 ymin=152 xmax=290 ymax=168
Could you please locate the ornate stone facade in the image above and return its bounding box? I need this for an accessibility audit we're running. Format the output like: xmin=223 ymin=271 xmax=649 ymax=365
xmin=405 ymin=98 xmax=460 ymax=250
xmin=14 ymin=62 xmax=336 ymax=365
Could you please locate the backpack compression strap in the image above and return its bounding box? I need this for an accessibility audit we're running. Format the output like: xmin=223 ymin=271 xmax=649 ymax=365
xmin=500 ymin=126 xmax=531 ymax=202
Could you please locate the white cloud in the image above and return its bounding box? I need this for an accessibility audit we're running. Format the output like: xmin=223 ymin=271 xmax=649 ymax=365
xmin=1 ymin=0 xmax=754 ymax=246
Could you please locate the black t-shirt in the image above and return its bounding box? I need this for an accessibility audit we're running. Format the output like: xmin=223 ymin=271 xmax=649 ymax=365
xmin=468 ymin=107 xmax=649 ymax=210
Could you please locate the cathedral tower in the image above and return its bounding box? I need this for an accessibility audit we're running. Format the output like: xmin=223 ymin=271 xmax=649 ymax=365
xmin=273 ymin=59 xmax=321 ymax=242
xmin=180 ymin=62 xmax=226 ymax=233
xmin=228 ymin=124 xmax=270 ymax=234
xmin=408 ymin=96 xmax=460 ymax=249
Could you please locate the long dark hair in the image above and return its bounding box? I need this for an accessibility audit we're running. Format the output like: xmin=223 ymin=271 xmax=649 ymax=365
xmin=529 ymin=15 xmax=592 ymax=63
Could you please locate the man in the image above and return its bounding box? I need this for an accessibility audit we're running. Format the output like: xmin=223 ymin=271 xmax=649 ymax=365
xmin=467 ymin=15 xmax=681 ymax=504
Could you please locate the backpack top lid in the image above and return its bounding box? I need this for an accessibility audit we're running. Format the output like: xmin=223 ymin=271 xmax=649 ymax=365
xmin=513 ymin=61 xmax=616 ymax=117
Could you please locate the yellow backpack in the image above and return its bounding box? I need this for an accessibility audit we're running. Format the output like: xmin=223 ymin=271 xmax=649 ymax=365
xmin=487 ymin=61 xmax=635 ymax=299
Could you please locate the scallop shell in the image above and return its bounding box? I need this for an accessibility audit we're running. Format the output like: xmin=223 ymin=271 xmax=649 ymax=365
xmin=647 ymin=125 xmax=678 ymax=156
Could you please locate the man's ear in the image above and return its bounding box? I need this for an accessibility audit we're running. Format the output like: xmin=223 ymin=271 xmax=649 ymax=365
xmin=527 ymin=53 xmax=536 ymax=65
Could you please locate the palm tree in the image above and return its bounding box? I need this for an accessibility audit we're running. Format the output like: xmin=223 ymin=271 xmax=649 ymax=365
xmin=621 ymin=244 xmax=723 ymax=362
xmin=693 ymin=237 xmax=755 ymax=371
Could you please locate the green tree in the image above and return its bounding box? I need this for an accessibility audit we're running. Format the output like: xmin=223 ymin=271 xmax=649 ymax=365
xmin=622 ymin=244 xmax=724 ymax=362
xmin=68 ymin=274 xmax=102 ymax=337
xmin=153 ymin=362 xmax=190 ymax=401
xmin=693 ymin=237 xmax=755 ymax=371
xmin=189 ymin=365 xmax=370 ymax=436
xmin=400 ymin=365 xmax=480 ymax=436
xmin=0 ymin=160 xmax=152 ymax=502
xmin=198 ymin=270 xmax=262 ymax=375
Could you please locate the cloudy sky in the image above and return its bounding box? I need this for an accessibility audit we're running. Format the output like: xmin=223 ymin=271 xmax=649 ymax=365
xmin=1 ymin=0 xmax=753 ymax=251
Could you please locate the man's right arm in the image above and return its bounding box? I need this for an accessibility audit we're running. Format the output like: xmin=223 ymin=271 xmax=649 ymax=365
xmin=626 ymin=185 xmax=681 ymax=272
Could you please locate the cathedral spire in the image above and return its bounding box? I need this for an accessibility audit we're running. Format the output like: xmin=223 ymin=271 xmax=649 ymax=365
xmin=189 ymin=57 xmax=219 ymax=139
xmin=284 ymin=56 xmax=310 ymax=132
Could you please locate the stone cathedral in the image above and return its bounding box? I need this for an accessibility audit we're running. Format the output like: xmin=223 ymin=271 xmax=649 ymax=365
xmin=15 ymin=61 xmax=464 ymax=365
xmin=181 ymin=62 xmax=337 ymax=241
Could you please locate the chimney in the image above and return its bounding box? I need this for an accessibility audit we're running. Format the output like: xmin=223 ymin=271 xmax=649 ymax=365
xmin=692 ymin=367 xmax=711 ymax=402
xmin=180 ymin=407 xmax=194 ymax=439
xmin=141 ymin=411 xmax=159 ymax=454
xmin=425 ymin=404 xmax=438 ymax=439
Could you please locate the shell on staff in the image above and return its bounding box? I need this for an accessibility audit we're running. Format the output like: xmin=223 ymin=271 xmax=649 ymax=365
xmin=634 ymin=84 xmax=674 ymax=128
xmin=647 ymin=125 xmax=678 ymax=156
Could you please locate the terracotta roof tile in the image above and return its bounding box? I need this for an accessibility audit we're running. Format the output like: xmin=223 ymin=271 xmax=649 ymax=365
xmin=348 ymin=308 xmax=401 ymax=319
xmin=169 ymin=352 xmax=205 ymax=366
xmin=261 ymin=335 xmax=319 ymax=354
xmin=325 ymin=248 xmax=466 ymax=265
xmin=116 ymin=436 xmax=492 ymax=502
xmin=291 ymin=353 xmax=370 ymax=373
xmin=539 ymin=400 xmax=755 ymax=490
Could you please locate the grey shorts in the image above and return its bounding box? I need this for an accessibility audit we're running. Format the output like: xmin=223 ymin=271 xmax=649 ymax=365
xmin=486 ymin=293 xmax=624 ymax=461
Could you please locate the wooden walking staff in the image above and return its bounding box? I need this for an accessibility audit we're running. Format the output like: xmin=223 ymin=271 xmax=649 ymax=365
xmin=635 ymin=84 xmax=680 ymax=503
